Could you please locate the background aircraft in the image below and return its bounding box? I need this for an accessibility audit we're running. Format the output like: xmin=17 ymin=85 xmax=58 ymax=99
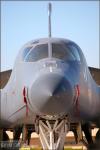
xmin=0 ymin=3 xmax=100 ymax=150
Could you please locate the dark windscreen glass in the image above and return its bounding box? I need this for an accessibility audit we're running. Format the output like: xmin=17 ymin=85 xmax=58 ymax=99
xmin=24 ymin=42 xmax=80 ymax=62
xmin=52 ymin=43 xmax=76 ymax=61
xmin=25 ymin=44 xmax=48 ymax=62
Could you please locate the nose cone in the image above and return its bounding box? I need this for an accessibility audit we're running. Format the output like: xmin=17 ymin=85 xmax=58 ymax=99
xmin=29 ymin=72 xmax=74 ymax=116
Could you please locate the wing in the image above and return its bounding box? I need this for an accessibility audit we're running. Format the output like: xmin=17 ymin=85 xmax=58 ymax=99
xmin=89 ymin=67 xmax=100 ymax=85
xmin=0 ymin=70 xmax=12 ymax=89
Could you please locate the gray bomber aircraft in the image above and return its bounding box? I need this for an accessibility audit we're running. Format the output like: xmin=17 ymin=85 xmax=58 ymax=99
xmin=0 ymin=3 xmax=100 ymax=150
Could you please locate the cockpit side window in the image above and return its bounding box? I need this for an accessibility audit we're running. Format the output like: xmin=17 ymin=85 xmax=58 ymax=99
xmin=67 ymin=44 xmax=80 ymax=61
xmin=22 ymin=46 xmax=33 ymax=59
xmin=24 ymin=44 xmax=48 ymax=62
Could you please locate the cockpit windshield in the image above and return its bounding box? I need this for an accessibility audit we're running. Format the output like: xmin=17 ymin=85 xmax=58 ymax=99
xmin=52 ymin=43 xmax=80 ymax=61
xmin=24 ymin=44 xmax=48 ymax=62
xmin=23 ymin=42 xmax=80 ymax=62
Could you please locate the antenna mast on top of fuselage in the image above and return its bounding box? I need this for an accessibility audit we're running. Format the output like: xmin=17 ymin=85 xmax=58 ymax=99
xmin=48 ymin=3 xmax=52 ymax=58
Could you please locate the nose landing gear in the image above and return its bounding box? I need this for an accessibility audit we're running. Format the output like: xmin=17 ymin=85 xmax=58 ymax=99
xmin=36 ymin=117 xmax=69 ymax=150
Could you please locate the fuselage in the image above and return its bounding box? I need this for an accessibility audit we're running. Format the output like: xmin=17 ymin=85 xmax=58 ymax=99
xmin=0 ymin=38 xmax=100 ymax=128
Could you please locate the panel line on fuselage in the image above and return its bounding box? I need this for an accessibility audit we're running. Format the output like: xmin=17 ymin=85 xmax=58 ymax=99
xmin=8 ymin=105 xmax=26 ymax=119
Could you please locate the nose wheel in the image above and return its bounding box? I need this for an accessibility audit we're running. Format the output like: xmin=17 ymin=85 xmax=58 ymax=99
xmin=36 ymin=117 xmax=69 ymax=150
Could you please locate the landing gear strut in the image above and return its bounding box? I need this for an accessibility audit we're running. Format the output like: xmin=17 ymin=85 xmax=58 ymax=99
xmin=36 ymin=117 xmax=69 ymax=150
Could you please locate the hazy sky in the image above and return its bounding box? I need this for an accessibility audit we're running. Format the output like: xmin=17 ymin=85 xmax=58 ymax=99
xmin=1 ymin=1 xmax=99 ymax=71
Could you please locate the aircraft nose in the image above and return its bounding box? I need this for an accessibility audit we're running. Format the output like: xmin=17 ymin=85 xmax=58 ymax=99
xmin=29 ymin=72 xmax=74 ymax=116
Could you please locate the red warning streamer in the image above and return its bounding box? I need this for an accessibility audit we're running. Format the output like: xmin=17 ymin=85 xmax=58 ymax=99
xmin=23 ymin=87 xmax=28 ymax=116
